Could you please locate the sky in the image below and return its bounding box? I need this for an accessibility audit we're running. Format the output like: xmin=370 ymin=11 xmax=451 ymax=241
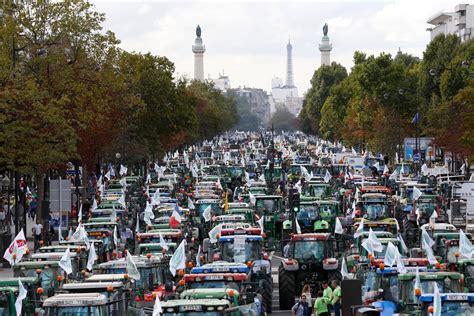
xmin=91 ymin=0 xmax=465 ymax=94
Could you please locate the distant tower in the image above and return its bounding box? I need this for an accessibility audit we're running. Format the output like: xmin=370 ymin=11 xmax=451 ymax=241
xmin=319 ymin=23 xmax=332 ymax=66
xmin=286 ymin=39 xmax=295 ymax=87
xmin=192 ymin=25 xmax=205 ymax=80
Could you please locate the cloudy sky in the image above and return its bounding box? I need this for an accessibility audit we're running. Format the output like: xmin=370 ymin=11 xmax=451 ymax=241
xmin=92 ymin=0 xmax=463 ymax=93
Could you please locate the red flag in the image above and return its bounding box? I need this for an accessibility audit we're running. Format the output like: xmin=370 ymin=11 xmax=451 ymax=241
xmin=169 ymin=209 xmax=182 ymax=228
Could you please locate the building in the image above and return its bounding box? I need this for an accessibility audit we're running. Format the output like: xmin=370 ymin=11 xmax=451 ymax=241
xmin=192 ymin=25 xmax=205 ymax=80
xmin=427 ymin=4 xmax=474 ymax=42
xmin=270 ymin=39 xmax=302 ymax=116
xmin=319 ymin=23 xmax=332 ymax=66
xmin=212 ymin=73 xmax=231 ymax=92
xmin=236 ymin=88 xmax=271 ymax=126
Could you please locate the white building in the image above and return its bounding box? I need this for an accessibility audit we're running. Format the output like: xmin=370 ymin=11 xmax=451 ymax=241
xmin=192 ymin=25 xmax=205 ymax=81
xmin=212 ymin=74 xmax=230 ymax=92
xmin=427 ymin=4 xmax=474 ymax=42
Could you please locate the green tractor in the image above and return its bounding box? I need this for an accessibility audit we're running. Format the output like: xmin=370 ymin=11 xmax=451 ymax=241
xmin=278 ymin=233 xmax=340 ymax=310
xmin=0 ymin=277 xmax=41 ymax=316
xmin=254 ymin=195 xmax=284 ymax=249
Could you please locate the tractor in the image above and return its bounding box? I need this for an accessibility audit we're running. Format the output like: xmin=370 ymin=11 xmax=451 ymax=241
xmin=278 ymin=233 xmax=339 ymax=310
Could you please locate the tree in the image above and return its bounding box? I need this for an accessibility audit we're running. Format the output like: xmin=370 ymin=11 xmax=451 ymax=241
xmin=271 ymin=106 xmax=299 ymax=132
xmin=299 ymin=62 xmax=347 ymax=135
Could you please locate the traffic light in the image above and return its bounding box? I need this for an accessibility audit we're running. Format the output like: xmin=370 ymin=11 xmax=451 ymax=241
xmin=288 ymin=188 xmax=300 ymax=212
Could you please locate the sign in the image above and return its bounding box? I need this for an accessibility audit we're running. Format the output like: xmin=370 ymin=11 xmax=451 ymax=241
xmin=404 ymin=137 xmax=438 ymax=162
xmin=413 ymin=153 xmax=421 ymax=162
xmin=49 ymin=178 xmax=72 ymax=229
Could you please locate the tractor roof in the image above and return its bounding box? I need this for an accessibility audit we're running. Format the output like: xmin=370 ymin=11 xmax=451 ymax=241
xmin=291 ymin=233 xmax=331 ymax=241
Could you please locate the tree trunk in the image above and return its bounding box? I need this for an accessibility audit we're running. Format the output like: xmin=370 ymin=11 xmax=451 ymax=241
xmin=36 ymin=173 xmax=45 ymax=224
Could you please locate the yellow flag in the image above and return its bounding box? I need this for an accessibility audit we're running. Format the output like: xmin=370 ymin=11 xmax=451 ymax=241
xmin=224 ymin=191 xmax=229 ymax=212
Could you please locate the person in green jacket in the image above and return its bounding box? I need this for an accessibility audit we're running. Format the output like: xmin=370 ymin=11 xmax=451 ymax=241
xmin=331 ymin=280 xmax=342 ymax=316
xmin=313 ymin=290 xmax=330 ymax=316
xmin=322 ymin=281 xmax=333 ymax=307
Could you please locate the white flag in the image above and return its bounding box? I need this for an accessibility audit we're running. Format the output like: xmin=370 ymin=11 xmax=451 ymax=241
xmin=341 ymin=257 xmax=350 ymax=279
xmin=354 ymin=218 xmax=365 ymax=238
xmin=119 ymin=177 xmax=127 ymax=188
xmin=91 ymin=199 xmax=97 ymax=211
xmin=152 ymin=189 xmax=161 ymax=206
xmin=258 ymin=173 xmax=266 ymax=183
xmin=135 ymin=212 xmax=140 ymax=233
xmin=383 ymin=165 xmax=389 ymax=175
xmin=414 ymin=266 xmax=421 ymax=295
xmin=77 ymin=204 xmax=83 ymax=222
xmin=169 ymin=240 xmax=187 ymax=276
xmin=429 ymin=209 xmax=438 ymax=225
xmin=59 ymin=248 xmax=73 ymax=275
xmin=294 ymin=180 xmax=302 ymax=194
xmin=87 ymin=241 xmax=97 ymax=271
xmin=152 ymin=291 xmax=163 ymax=316
xmin=460 ymin=229 xmax=474 ymax=259
xmin=113 ymin=226 xmax=119 ymax=248
xmin=208 ymin=224 xmax=222 ymax=243
xmin=144 ymin=202 xmax=155 ymax=226
xmin=389 ymin=170 xmax=398 ymax=181
xmin=397 ymin=234 xmax=408 ymax=254
xmin=324 ymin=170 xmax=332 ymax=183
xmin=15 ymin=280 xmax=27 ymax=316
xmin=383 ymin=242 xmax=399 ymax=267
xmin=295 ymin=219 xmax=302 ymax=234
xmin=423 ymin=239 xmax=438 ymax=265
xmin=120 ymin=165 xmax=128 ymax=176
xmin=245 ymin=172 xmax=250 ymax=183
xmin=421 ymin=163 xmax=428 ymax=176
xmin=203 ymin=205 xmax=212 ymax=222
xmin=188 ymin=197 xmax=195 ymax=210
xmin=362 ymin=228 xmax=384 ymax=254
xmin=421 ymin=228 xmax=435 ymax=249
xmin=59 ymin=225 xmax=64 ymax=242
xmin=196 ymin=245 xmax=202 ymax=267
xmin=3 ymin=229 xmax=28 ymax=266
xmin=249 ymin=192 xmax=256 ymax=205
xmin=216 ymin=178 xmax=223 ymax=191
xmin=146 ymin=173 xmax=151 ymax=184
xmin=126 ymin=253 xmax=141 ymax=280
xmin=111 ymin=205 xmax=117 ymax=221
xmin=159 ymin=233 xmax=169 ymax=251
xmin=335 ymin=217 xmax=344 ymax=235
xmin=412 ymin=186 xmax=422 ymax=201
xmin=433 ymin=283 xmax=441 ymax=316
xmin=257 ymin=216 xmax=264 ymax=229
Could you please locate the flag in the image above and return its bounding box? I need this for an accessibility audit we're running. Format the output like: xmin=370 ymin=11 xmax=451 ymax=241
xmin=384 ymin=242 xmax=399 ymax=267
xmin=421 ymin=163 xmax=428 ymax=176
xmin=152 ymin=189 xmax=161 ymax=206
xmin=352 ymin=147 xmax=357 ymax=155
xmin=78 ymin=204 xmax=83 ymax=222
xmin=421 ymin=228 xmax=435 ymax=248
xmin=15 ymin=280 xmax=27 ymax=316
xmin=257 ymin=216 xmax=264 ymax=229
xmin=111 ymin=205 xmax=117 ymax=221
xmin=105 ymin=170 xmax=111 ymax=180
xmin=169 ymin=240 xmax=186 ymax=276
xmin=294 ymin=180 xmax=302 ymax=194
xmin=373 ymin=162 xmax=380 ymax=171
xmin=126 ymin=253 xmax=140 ymax=280
xmin=429 ymin=209 xmax=438 ymax=225
xmin=341 ymin=257 xmax=350 ymax=279
xmin=120 ymin=165 xmax=128 ymax=176
xmin=216 ymin=178 xmax=223 ymax=191
xmin=397 ymin=234 xmax=408 ymax=254
xmin=423 ymin=239 xmax=438 ymax=265
xmin=113 ymin=226 xmax=119 ymax=248
xmin=295 ymin=219 xmax=302 ymax=234
xmin=87 ymin=241 xmax=97 ymax=271
xmin=361 ymin=228 xmax=384 ymax=255
xmin=146 ymin=173 xmax=151 ymax=184
xmin=383 ymin=165 xmax=389 ymax=175
xmin=245 ymin=171 xmax=250 ymax=183
xmin=324 ymin=170 xmax=332 ymax=183
xmin=91 ymin=198 xmax=97 ymax=211
xmin=59 ymin=248 xmax=73 ymax=275
xmin=170 ymin=206 xmax=182 ymax=228
xmin=152 ymin=291 xmax=163 ymax=316
xmin=59 ymin=225 xmax=64 ymax=242
xmin=3 ymin=229 xmax=27 ymax=266
xmin=460 ymin=229 xmax=474 ymax=259
xmin=188 ymin=197 xmax=195 ymax=210
xmin=433 ymin=283 xmax=441 ymax=316
xmin=411 ymin=112 xmax=421 ymax=124
xmin=249 ymin=192 xmax=256 ymax=205
xmin=159 ymin=233 xmax=169 ymax=251
xmin=354 ymin=218 xmax=365 ymax=238
xmin=208 ymin=224 xmax=222 ymax=243
xmin=335 ymin=217 xmax=344 ymax=235
xmin=203 ymin=205 xmax=212 ymax=222
xmin=224 ymin=191 xmax=229 ymax=211
xmin=258 ymin=173 xmax=265 ymax=183
xmin=135 ymin=212 xmax=140 ymax=233
xmin=196 ymin=245 xmax=202 ymax=267
xmin=119 ymin=177 xmax=127 ymax=188
xmin=412 ymin=186 xmax=422 ymax=201
xmin=389 ymin=170 xmax=398 ymax=181
xmin=414 ymin=266 xmax=421 ymax=298
xmin=70 ymin=223 xmax=90 ymax=248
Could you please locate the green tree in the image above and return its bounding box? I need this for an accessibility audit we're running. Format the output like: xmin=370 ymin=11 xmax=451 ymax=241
xmin=271 ymin=106 xmax=299 ymax=132
xmin=299 ymin=62 xmax=347 ymax=135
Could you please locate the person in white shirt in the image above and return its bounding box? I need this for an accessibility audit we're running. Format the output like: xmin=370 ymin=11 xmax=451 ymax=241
xmin=32 ymin=220 xmax=43 ymax=249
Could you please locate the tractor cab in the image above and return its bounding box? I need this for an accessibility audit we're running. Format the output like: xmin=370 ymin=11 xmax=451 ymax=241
xmin=42 ymin=293 xmax=113 ymax=316
xmin=419 ymin=293 xmax=474 ymax=316
xmin=13 ymin=261 xmax=63 ymax=297
xmin=156 ymin=299 xmax=232 ymax=315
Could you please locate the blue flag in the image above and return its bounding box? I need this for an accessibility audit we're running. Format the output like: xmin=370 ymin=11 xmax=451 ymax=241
xmin=412 ymin=112 xmax=420 ymax=124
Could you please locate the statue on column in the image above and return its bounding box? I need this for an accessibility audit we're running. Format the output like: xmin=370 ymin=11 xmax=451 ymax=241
xmin=323 ymin=23 xmax=328 ymax=36
xmin=196 ymin=25 xmax=201 ymax=37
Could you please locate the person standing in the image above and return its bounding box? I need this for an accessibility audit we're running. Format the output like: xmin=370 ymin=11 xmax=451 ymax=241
xmin=331 ymin=280 xmax=342 ymax=316
xmin=301 ymin=284 xmax=313 ymax=313
xmin=291 ymin=295 xmax=310 ymax=316
xmin=32 ymin=219 xmax=43 ymax=250
xmin=313 ymin=290 xmax=330 ymax=316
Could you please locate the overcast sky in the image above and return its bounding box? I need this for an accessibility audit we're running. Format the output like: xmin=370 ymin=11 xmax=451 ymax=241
xmin=91 ymin=0 xmax=464 ymax=93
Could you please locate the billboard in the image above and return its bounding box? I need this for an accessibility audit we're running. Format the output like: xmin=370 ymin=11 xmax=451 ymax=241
xmin=404 ymin=137 xmax=438 ymax=162
xmin=49 ymin=179 xmax=72 ymax=229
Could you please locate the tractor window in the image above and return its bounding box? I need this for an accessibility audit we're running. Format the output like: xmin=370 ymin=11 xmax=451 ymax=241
xmin=256 ymin=200 xmax=277 ymax=213
xmin=362 ymin=270 xmax=379 ymax=303
xmin=297 ymin=207 xmax=319 ymax=221
xmin=221 ymin=240 xmax=262 ymax=263
xmin=0 ymin=293 xmax=12 ymax=316
xmin=407 ymin=279 xmax=461 ymax=304
xmin=293 ymin=241 xmax=325 ymax=261
xmin=163 ymin=313 xmax=221 ymax=316
xmin=363 ymin=204 xmax=387 ymax=220
xmin=46 ymin=306 xmax=103 ymax=316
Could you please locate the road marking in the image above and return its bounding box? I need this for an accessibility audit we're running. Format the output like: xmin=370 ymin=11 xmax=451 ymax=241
xmin=272 ymin=254 xmax=285 ymax=261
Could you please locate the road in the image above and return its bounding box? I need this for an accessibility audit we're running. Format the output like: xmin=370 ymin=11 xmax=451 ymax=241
xmin=270 ymin=252 xmax=293 ymax=315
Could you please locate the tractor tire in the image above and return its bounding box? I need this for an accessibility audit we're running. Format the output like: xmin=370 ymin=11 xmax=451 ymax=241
xmin=403 ymin=219 xmax=418 ymax=249
xmin=259 ymin=274 xmax=273 ymax=314
xmin=278 ymin=265 xmax=296 ymax=310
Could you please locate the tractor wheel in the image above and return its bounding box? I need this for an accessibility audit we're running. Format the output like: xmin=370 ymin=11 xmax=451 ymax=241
xmin=403 ymin=219 xmax=418 ymax=249
xmin=259 ymin=274 xmax=273 ymax=314
xmin=278 ymin=265 xmax=296 ymax=310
